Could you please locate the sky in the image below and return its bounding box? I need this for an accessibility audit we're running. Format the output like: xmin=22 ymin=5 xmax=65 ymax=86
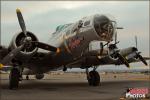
xmin=1 ymin=1 xmax=149 ymax=70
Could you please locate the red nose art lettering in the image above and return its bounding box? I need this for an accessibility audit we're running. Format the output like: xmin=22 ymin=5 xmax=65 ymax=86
xmin=68 ymin=37 xmax=84 ymax=50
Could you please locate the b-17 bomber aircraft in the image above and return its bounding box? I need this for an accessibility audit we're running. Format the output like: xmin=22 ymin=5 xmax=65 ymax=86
xmin=0 ymin=9 xmax=149 ymax=89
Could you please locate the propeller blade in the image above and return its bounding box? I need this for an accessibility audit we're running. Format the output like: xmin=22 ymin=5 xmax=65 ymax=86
xmin=31 ymin=41 xmax=60 ymax=53
xmin=117 ymin=53 xmax=130 ymax=68
xmin=115 ymin=32 xmax=117 ymax=44
xmin=137 ymin=54 xmax=147 ymax=66
xmin=1 ymin=45 xmax=24 ymax=65
xmin=135 ymin=36 xmax=138 ymax=48
xmin=16 ymin=8 xmax=27 ymax=36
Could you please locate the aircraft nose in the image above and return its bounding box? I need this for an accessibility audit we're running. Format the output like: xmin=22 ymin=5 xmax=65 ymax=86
xmin=94 ymin=15 xmax=114 ymax=41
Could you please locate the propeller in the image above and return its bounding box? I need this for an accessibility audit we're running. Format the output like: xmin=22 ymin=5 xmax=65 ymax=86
xmin=108 ymin=26 xmax=130 ymax=68
xmin=116 ymin=53 xmax=130 ymax=67
xmin=0 ymin=45 xmax=24 ymax=65
xmin=32 ymin=41 xmax=60 ymax=53
xmin=0 ymin=9 xmax=60 ymax=65
xmin=109 ymin=47 xmax=130 ymax=68
xmin=134 ymin=36 xmax=147 ymax=66
xmin=136 ymin=53 xmax=148 ymax=66
xmin=135 ymin=35 xmax=137 ymax=48
xmin=16 ymin=8 xmax=60 ymax=52
xmin=16 ymin=8 xmax=27 ymax=37
xmin=115 ymin=29 xmax=117 ymax=44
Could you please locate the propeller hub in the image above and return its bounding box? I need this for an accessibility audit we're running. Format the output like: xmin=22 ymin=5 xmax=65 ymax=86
xmin=25 ymin=36 xmax=32 ymax=42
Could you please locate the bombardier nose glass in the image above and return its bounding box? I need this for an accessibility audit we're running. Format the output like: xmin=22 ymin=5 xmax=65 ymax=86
xmin=109 ymin=21 xmax=116 ymax=40
xmin=101 ymin=21 xmax=114 ymax=39
xmin=98 ymin=21 xmax=116 ymax=41
xmin=94 ymin=15 xmax=116 ymax=41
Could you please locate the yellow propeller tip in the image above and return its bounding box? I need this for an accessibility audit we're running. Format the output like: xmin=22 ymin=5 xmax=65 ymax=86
xmin=16 ymin=8 xmax=21 ymax=12
xmin=56 ymin=48 xmax=61 ymax=53
xmin=0 ymin=63 xmax=4 ymax=69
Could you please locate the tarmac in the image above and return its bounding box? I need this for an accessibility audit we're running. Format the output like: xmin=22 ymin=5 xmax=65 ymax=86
xmin=0 ymin=72 xmax=150 ymax=100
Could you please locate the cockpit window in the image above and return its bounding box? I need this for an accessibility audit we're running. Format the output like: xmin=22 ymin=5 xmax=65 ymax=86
xmin=56 ymin=24 xmax=72 ymax=32
xmin=84 ymin=20 xmax=90 ymax=26
xmin=56 ymin=25 xmax=65 ymax=32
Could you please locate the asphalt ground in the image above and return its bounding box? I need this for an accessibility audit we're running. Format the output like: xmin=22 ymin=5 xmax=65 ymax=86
xmin=0 ymin=72 xmax=150 ymax=100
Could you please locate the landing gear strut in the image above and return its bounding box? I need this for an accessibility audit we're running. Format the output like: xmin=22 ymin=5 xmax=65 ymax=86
xmin=86 ymin=68 xmax=100 ymax=86
xmin=9 ymin=68 xmax=20 ymax=89
xmin=9 ymin=59 xmax=22 ymax=89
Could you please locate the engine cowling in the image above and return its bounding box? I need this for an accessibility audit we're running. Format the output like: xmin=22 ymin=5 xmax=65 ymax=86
xmin=109 ymin=52 xmax=119 ymax=61
xmin=108 ymin=48 xmax=119 ymax=62
xmin=9 ymin=31 xmax=39 ymax=56
xmin=109 ymin=47 xmax=138 ymax=61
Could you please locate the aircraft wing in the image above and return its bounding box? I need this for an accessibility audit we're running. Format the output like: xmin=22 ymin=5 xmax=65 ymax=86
xmin=0 ymin=66 xmax=12 ymax=72
xmin=96 ymin=55 xmax=150 ymax=66
xmin=0 ymin=44 xmax=56 ymax=71
xmin=66 ymin=47 xmax=150 ymax=68
xmin=0 ymin=45 xmax=9 ymax=64
xmin=127 ymin=57 xmax=150 ymax=64
xmin=0 ymin=45 xmax=8 ymax=61
xmin=0 ymin=45 xmax=11 ymax=71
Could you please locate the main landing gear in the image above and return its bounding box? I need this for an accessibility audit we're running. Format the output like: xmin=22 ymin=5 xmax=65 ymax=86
xmin=86 ymin=67 xmax=100 ymax=86
xmin=9 ymin=68 xmax=21 ymax=89
xmin=9 ymin=60 xmax=22 ymax=89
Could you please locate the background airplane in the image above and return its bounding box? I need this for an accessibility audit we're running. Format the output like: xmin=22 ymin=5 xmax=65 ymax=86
xmin=0 ymin=9 xmax=149 ymax=89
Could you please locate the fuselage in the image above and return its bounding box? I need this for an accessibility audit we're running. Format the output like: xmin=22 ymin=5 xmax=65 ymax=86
xmin=46 ymin=14 xmax=116 ymax=66
xmin=20 ymin=14 xmax=117 ymax=74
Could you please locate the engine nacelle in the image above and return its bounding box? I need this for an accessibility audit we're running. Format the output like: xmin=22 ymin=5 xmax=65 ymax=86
xmin=108 ymin=47 xmax=138 ymax=63
xmin=107 ymin=49 xmax=119 ymax=62
xmin=35 ymin=74 xmax=44 ymax=80
xmin=8 ymin=31 xmax=39 ymax=56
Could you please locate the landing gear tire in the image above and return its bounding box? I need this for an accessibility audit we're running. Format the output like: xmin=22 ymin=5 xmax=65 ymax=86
xmin=26 ymin=75 xmax=29 ymax=80
xmin=9 ymin=68 xmax=20 ymax=89
xmin=88 ymin=71 xmax=100 ymax=86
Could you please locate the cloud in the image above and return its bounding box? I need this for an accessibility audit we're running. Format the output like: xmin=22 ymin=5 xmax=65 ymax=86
xmin=1 ymin=1 xmax=92 ymax=24
xmin=1 ymin=1 xmax=149 ymax=57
